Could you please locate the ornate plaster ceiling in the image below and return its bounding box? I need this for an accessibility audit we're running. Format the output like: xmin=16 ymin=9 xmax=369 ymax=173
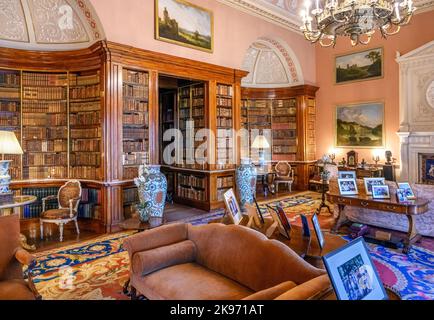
xmin=218 ymin=0 xmax=434 ymax=33
xmin=0 ymin=0 xmax=105 ymax=51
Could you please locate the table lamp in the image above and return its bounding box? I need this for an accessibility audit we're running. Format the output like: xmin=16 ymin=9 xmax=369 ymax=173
xmin=0 ymin=131 xmax=23 ymax=203
xmin=252 ymin=135 xmax=270 ymax=168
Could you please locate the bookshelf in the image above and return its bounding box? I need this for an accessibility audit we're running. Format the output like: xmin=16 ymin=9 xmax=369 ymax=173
xmin=216 ymin=84 xmax=234 ymax=170
xmin=122 ymin=68 xmax=150 ymax=180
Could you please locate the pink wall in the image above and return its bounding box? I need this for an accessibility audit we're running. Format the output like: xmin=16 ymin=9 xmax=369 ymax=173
xmin=89 ymin=0 xmax=316 ymax=83
xmin=315 ymin=10 xmax=434 ymax=164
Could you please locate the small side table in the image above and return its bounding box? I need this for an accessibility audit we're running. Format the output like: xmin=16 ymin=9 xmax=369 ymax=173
xmin=256 ymin=169 xmax=276 ymax=197
xmin=316 ymin=180 xmax=332 ymax=215
xmin=0 ymin=195 xmax=37 ymax=251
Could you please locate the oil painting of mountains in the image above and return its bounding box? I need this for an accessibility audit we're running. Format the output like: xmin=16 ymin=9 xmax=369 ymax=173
xmin=156 ymin=0 xmax=213 ymax=52
xmin=336 ymin=102 xmax=384 ymax=148
xmin=336 ymin=48 xmax=383 ymax=84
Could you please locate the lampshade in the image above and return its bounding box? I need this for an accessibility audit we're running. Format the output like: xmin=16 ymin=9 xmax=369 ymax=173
xmin=0 ymin=131 xmax=24 ymax=155
xmin=251 ymin=135 xmax=270 ymax=149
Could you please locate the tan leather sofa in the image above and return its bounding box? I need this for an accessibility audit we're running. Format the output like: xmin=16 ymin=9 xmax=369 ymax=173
xmin=123 ymin=223 xmax=331 ymax=300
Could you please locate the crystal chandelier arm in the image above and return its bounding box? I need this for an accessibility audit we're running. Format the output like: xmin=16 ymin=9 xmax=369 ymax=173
xmin=330 ymin=8 xmax=348 ymax=23
xmin=371 ymin=3 xmax=393 ymax=19
xmin=381 ymin=22 xmax=401 ymax=36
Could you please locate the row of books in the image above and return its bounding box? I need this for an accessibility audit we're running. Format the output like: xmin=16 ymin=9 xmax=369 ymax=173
xmin=123 ymin=128 xmax=148 ymax=140
xmin=71 ymin=140 xmax=100 ymax=152
xmin=217 ymin=138 xmax=234 ymax=149
xmin=177 ymin=187 xmax=206 ymax=201
xmin=0 ymin=71 xmax=20 ymax=86
xmin=23 ymin=153 xmax=67 ymax=167
xmin=0 ymin=101 xmax=19 ymax=112
xmin=273 ymin=107 xmax=297 ymax=116
xmin=273 ymin=130 xmax=297 ymax=139
xmin=69 ymin=73 xmax=100 ymax=86
xmin=70 ymin=153 xmax=101 ymax=166
xmin=273 ymin=117 xmax=297 ymax=125
xmin=123 ymin=141 xmax=146 ymax=153
xmin=23 ymin=87 xmax=66 ymax=100
xmin=0 ymin=87 xmax=20 ymax=99
xmin=22 ymin=114 xmax=67 ymax=127
xmin=70 ymin=167 xmax=101 ymax=180
xmin=192 ymin=86 xmax=204 ymax=97
xmin=70 ymin=111 xmax=101 ymax=126
xmin=23 ymin=166 xmax=67 ymax=179
xmin=273 ymin=146 xmax=297 ymax=154
xmin=78 ymin=204 xmax=102 ymax=220
xmin=217 ymin=98 xmax=232 ymax=107
xmin=179 ymin=108 xmax=190 ymax=118
xmin=192 ymin=99 xmax=204 ymax=107
xmin=248 ymin=116 xmax=272 ymax=123
xmin=122 ymin=152 xmax=148 ymax=166
xmin=70 ymin=101 xmax=100 ymax=113
xmin=177 ymin=174 xmax=206 ymax=189
xmin=22 ymin=187 xmax=60 ymax=219
xmin=70 ymin=85 xmax=100 ymax=100
xmin=217 ymin=118 xmax=232 ymax=128
xmin=0 ymin=116 xmax=19 ymax=126
xmin=123 ymin=85 xmax=149 ymax=99
xmin=23 ymin=127 xmax=67 ymax=140
xmin=217 ymin=107 xmax=232 ymax=117
xmin=192 ymin=108 xmax=204 ymax=117
xmin=216 ymin=84 xmax=233 ymax=97
xmin=22 ymin=73 xmax=68 ymax=87
xmin=217 ymin=149 xmax=234 ymax=159
xmin=217 ymin=188 xmax=231 ymax=201
xmin=123 ymin=112 xmax=148 ymax=126
xmin=123 ymin=70 xmax=149 ymax=85
xmin=123 ymin=166 xmax=140 ymax=180
xmin=123 ymin=100 xmax=148 ymax=113
xmin=24 ymin=139 xmax=67 ymax=152
xmin=71 ymin=127 xmax=102 ymax=139
xmin=23 ymin=101 xmax=66 ymax=114
xmin=123 ymin=187 xmax=139 ymax=204
xmin=217 ymin=176 xmax=234 ymax=189
xmin=272 ymin=138 xmax=297 ymax=146
xmin=179 ymin=99 xmax=189 ymax=109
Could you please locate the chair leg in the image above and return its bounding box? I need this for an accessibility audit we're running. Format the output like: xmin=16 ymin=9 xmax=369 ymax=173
xmin=40 ymin=221 xmax=44 ymax=240
xmin=74 ymin=219 xmax=80 ymax=236
xmin=59 ymin=223 xmax=64 ymax=242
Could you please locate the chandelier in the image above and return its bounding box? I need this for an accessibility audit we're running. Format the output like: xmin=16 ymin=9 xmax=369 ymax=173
xmin=300 ymin=0 xmax=417 ymax=47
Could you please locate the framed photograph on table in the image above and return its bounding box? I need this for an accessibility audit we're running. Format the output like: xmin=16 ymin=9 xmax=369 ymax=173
xmin=312 ymin=214 xmax=325 ymax=250
xmin=338 ymin=171 xmax=357 ymax=180
xmin=266 ymin=205 xmax=291 ymax=239
xmin=223 ymin=189 xmax=243 ymax=225
xmin=364 ymin=178 xmax=386 ymax=196
xmin=338 ymin=178 xmax=359 ymax=195
xmin=397 ymin=183 xmax=416 ymax=200
xmin=372 ymin=185 xmax=390 ymax=199
xmin=323 ymin=237 xmax=388 ymax=300
xmin=396 ymin=189 xmax=408 ymax=203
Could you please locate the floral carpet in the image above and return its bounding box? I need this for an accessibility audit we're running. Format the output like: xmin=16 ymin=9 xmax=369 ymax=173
xmin=31 ymin=192 xmax=434 ymax=300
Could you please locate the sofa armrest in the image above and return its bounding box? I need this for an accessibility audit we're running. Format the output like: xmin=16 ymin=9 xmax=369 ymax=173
xmin=274 ymin=274 xmax=332 ymax=300
xmin=123 ymin=223 xmax=188 ymax=258
xmin=132 ymin=240 xmax=196 ymax=276
xmin=242 ymin=281 xmax=297 ymax=300
xmin=15 ymin=248 xmax=34 ymax=266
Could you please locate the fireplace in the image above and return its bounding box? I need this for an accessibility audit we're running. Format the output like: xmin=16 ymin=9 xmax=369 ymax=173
xmin=419 ymin=154 xmax=434 ymax=185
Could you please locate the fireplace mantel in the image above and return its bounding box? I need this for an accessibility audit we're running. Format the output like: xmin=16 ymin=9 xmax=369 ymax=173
xmin=397 ymin=41 xmax=434 ymax=183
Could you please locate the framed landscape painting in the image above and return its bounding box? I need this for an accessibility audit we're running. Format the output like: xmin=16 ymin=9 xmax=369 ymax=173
xmin=155 ymin=0 xmax=214 ymax=52
xmin=336 ymin=102 xmax=385 ymax=148
xmin=335 ymin=48 xmax=383 ymax=84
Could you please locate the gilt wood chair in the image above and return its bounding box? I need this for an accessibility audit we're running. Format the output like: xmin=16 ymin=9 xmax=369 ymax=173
xmin=40 ymin=180 xmax=82 ymax=242
xmin=0 ymin=214 xmax=41 ymax=300
xmin=274 ymin=161 xmax=294 ymax=193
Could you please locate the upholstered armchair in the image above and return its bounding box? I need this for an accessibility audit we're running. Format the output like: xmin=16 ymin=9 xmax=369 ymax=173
xmin=0 ymin=214 xmax=41 ymax=300
xmin=274 ymin=161 xmax=294 ymax=193
xmin=40 ymin=180 xmax=82 ymax=242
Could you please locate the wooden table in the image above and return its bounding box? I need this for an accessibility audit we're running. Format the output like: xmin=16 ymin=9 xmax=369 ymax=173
xmin=327 ymin=192 xmax=430 ymax=254
xmin=0 ymin=195 xmax=37 ymax=250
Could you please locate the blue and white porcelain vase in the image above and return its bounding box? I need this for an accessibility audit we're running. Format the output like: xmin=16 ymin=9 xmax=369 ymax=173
xmin=134 ymin=165 xmax=167 ymax=222
xmin=236 ymin=158 xmax=257 ymax=210
xmin=0 ymin=160 xmax=12 ymax=194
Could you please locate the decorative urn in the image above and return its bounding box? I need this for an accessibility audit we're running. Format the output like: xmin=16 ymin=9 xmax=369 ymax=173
xmin=236 ymin=158 xmax=257 ymax=210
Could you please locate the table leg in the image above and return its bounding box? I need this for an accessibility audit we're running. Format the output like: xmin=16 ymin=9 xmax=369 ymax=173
xmin=331 ymin=204 xmax=349 ymax=234
xmin=317 ymin=184 xmax=332 ymax=215
xmin=403 ymin=215 xmax=421 ymax=254
xmin=11 ymin=207 xmax=36 ymax=251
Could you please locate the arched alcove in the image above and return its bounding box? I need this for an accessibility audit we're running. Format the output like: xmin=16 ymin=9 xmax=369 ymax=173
xmin=241 ymin=36 xmax=304 ymax=88
xmin=0 ymin=0 xmax=105 ymax=51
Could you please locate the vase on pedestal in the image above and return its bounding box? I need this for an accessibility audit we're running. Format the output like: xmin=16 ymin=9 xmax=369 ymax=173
xmin=236 ymin=158 xmax=257 ymax=210
xmin=134 ymin=165 xmax=167 ymax=222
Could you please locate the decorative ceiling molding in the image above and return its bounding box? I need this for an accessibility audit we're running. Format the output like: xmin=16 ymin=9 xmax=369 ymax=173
xmin=0 ymin=0 xmax=105 ymax=51
xmin=218 ymin=0 xmax=434 ymax=34
xmin=241 ymin=37 xmax=304 ymax=88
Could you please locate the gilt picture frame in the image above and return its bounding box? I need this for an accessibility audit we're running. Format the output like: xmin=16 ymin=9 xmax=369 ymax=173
xmin=155 ymin=0 xmax=214 ymax=53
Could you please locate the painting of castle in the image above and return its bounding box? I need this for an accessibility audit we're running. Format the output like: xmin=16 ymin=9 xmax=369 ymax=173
xmin=156 ymin=0 xmax=213 ymax=52
xmin=335 ymin=48 xmax=383 ymax=84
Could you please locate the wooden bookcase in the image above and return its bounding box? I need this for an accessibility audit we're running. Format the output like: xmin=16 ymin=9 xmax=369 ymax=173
xmin=241 ymin=86 xmax=319 ymax=190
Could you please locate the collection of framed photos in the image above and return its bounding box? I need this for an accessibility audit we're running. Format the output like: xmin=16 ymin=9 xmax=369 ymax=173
xmin=337 ymin=173 xmax=417 ymax=203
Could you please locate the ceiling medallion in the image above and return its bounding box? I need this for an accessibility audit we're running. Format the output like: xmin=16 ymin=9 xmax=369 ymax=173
xmin=300 ymin=0 xmax=417 ymax=47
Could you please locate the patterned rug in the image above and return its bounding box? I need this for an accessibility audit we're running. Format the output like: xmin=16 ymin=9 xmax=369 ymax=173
xmin=31 ymin=192 xmax=434 ymax=300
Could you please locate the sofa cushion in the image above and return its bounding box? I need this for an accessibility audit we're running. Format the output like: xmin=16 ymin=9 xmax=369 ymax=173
xmin=242 ymin=281 xmax=297 ymax=300
xmin=133 ymin=263 xmax=253 ymax=300
xmin=0 ymin=279 xmax=36 ymax=300
xmin=275 ymin=274 xmax=332 ymax=300
xmin=132 ymin=240 xmax=196 ymax=276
